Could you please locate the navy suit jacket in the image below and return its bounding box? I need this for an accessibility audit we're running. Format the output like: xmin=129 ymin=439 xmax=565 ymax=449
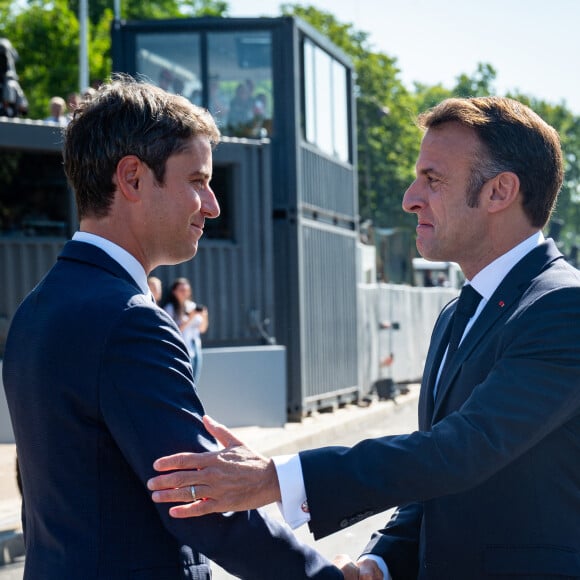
xmin=299 ymin=239 xmax=580 ymax=579
xmin=3 ymin=241 xmax=342 ymax=580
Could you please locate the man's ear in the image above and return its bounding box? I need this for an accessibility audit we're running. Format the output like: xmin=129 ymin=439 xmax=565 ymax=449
xmin=486 ymin=171 xmax=520 ymax=214
xmin=115 ymin=155 xmax=144 ymax=202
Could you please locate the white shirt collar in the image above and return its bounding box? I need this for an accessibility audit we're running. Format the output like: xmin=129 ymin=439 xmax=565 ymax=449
xmin=72 ymin=231 xmax=149 ymax=294
xmin=469 ymin=231 xmax=545 ymax=301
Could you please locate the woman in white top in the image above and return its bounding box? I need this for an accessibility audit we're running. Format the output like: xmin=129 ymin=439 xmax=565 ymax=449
xmin=163 ymin=277 xmax=208 ymax=384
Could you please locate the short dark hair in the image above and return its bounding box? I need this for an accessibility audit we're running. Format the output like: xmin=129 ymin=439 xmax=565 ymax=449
xmin=418 ymin=97 xmax=564 ymax=228
xmin=64 ymin=75 xmax=220 ymax=220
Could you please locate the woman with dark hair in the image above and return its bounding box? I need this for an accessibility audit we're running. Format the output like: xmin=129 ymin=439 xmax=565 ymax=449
xmin=164 ymin=277 xmax=208 ymax=384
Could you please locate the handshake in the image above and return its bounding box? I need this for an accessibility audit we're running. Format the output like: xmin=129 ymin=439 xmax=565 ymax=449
xmin=333 ymin=555 xmax=384 ymax=579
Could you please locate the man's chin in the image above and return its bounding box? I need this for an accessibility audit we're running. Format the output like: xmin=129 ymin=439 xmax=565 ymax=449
xmin=416 ymin=241 xmax=445 ymax=263
xmin=163 ymin=246 xmax=198 ymax=267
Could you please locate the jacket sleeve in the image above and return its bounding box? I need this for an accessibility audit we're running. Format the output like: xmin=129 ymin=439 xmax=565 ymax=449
xmin=100 ymin=301 xmax=342 ymax=580
xmin=360 ymin=503 xmax=422 ymax=580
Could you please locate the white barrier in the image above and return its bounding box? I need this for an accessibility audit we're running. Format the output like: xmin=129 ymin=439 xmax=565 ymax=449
xmin=358 ymin=283 xmax=457 ymax=391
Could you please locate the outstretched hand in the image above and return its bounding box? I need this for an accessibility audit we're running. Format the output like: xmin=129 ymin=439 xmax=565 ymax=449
xmin=147 ymin=415 xmax=282 ymax=517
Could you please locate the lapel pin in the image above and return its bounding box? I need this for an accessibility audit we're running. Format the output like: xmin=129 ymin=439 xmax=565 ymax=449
xmin=498 ymin=301 xmax=505 ymax=307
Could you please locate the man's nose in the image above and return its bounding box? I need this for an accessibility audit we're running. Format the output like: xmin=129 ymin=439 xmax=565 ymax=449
xmin=202 ymin=188 xmax=220 ymax=219
xmin=402 ymin=180 xmax=423 ymax=214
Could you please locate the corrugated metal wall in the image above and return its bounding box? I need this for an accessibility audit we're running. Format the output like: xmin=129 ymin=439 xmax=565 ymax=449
xmin=300 ymin=220 xmax=358 ymax=403
xmin=0 ymin=239 xmax=65 ymax=355
xmin=300 ymin=146 xmax=356 ymax=217
xmin=283 ymin=146 xmax=360 ymax=417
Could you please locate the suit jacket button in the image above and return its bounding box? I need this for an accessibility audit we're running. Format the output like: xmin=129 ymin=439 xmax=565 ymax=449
xmin=339 ymin=519 xmax=349 ymax=528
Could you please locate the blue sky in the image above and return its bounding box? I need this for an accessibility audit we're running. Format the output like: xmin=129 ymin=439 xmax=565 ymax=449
xmin=227 ymin=0 xmax=580 ymax=114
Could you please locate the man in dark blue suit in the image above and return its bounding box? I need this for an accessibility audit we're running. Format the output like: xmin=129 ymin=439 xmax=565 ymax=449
xmin=148 ymin=96 xmax=580 ymax=579
xmin=2 ymin=77 xmax=344 ymax=579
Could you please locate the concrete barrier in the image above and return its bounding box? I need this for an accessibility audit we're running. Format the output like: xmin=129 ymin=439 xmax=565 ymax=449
xmin=196 ymin=345 xmax=287 ymax=428
xmin=0 ymin=362 xmax=14 ymax=444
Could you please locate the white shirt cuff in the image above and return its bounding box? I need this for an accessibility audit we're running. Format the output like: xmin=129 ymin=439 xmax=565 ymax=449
xmin=357 ymin=555 xmax=391 ymax=580
xmin=272 ymin=454 xmax=310 ymax=529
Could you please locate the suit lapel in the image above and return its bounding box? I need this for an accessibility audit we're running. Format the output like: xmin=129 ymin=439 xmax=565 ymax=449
xmin=431 ymin=239 xmax=563 ymax=420
xmin=419 ymin=303 xmax=455 ymax=427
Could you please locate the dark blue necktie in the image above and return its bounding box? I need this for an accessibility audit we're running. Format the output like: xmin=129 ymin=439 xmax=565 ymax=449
xmin=438 ymin=284 xmax=482 ymax=389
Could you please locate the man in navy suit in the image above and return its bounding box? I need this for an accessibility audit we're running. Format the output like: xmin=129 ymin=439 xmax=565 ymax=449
xmin=2 ymin=77 xmax=344 ymax=579
xmin=148 ymin=96 xmax=580 ymax=579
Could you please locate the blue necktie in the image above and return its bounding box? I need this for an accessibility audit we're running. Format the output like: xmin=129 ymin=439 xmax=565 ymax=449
xmin=438 ymin=284 xmax=482 ymax=390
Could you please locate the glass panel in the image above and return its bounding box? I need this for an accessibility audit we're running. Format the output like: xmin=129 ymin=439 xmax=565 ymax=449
xmin=314 ymin=47 xmax=333 ymax=157
xmin=0 ymin=151 xmax=70 ymax=237
xmin=332 ymin=60 xmax=349 ymax=162
xmin=208 ymin=31 xmax=273 ymax=137
xmin=302 ymin=39 xmax=350 ymax=163
xmin=136 ymin=32 xmax=202 ymax=102
xmin=304 ymin=40 xmax=316 ymax=144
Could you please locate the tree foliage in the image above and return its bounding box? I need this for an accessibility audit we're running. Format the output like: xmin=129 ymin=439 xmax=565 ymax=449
xmin=511 ymin=95 xmax=580 ymax=251
xmin=454 ymin=63 xmax=496 ymax=98
xmin=66 ymin=0 xmax=227 ymax=24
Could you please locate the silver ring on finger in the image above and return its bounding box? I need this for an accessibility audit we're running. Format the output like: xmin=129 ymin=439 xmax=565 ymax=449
xmin=190 ymin=485 xmax=197 ymax=501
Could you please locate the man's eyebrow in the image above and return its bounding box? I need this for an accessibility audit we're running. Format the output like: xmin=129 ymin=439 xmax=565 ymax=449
xmin=417 ymin=166 xmax=443 ymax=178
xmin=190 ymin=171 xmax=211 ymax=180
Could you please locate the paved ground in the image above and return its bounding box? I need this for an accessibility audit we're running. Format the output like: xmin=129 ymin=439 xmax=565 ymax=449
xmin=0 ymin=384 xmax=420 ymax=577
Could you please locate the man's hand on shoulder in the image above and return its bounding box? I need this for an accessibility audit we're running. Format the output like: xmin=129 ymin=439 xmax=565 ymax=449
xmin=147 ymin=415 xmax=281 ymax=516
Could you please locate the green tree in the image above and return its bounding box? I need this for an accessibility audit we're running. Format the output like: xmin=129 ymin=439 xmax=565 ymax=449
xmin=510 ymin=95 xmax=580 ymax=254
xmin=67 ymin=0 xmax=227 ymax=25
xmin=453 ymin=62 xmax=496 ymax=98
xmin=1 ymin=0 xmax=82 ymax=118
xmin=413 ymin=82 xmax=452 ymax=113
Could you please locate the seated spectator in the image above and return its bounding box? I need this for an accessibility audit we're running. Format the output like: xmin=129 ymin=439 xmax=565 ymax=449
xmin=44 ymin=96 xmax=68 ymax=125
xmin=250 ymin=92 xmax=272 ymax=137
xmin=82 ymin=86 xmax=97 ymax=102
xmin=66 ymin=92 xmax=81 ymax=121
xmin=227 ymin=81 xmax=254 ymax=136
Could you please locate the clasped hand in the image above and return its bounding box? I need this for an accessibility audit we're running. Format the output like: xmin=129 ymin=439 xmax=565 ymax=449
xmin=333 ymin=555 xmax=384 ymax=579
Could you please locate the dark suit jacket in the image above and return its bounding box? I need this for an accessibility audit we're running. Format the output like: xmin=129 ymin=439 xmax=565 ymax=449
xmin=3 ymin=241 xmax=342 ymax=580
xmin=299 ymin=239 xmax=580 ymax=579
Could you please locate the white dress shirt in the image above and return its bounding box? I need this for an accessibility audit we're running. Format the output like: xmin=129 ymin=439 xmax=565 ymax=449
xmin=273 ymin=231 xmax=545 ymax=579
xmin=72 ymin=231 xmax=150 ymax=295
